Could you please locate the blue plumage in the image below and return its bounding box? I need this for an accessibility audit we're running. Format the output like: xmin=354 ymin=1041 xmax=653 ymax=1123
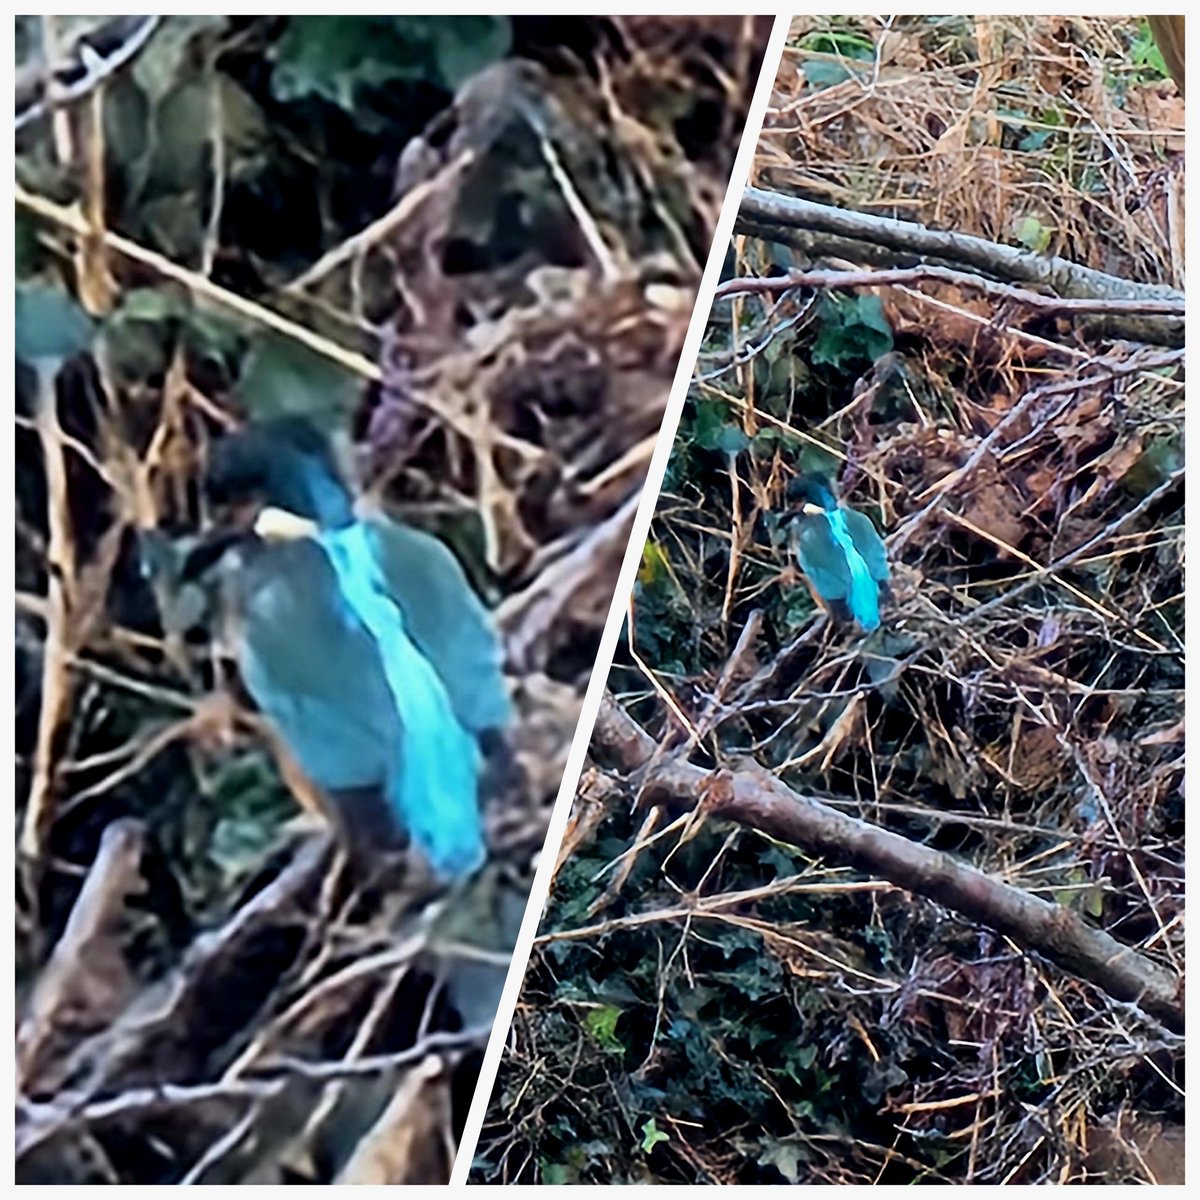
xmin=822 ymin=508 xmax=882 ymax=631
xmin=788 ymin=476 xmax=890 ymax=633
xmin=320 ymin=522 xmax=485 ymax=878
xmin=206 ymin=420 xmax=509 ymax=879
xmin=234 ymin=539 xmax=397 ymax=792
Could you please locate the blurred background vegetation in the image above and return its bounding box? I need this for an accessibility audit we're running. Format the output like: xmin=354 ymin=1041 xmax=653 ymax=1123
xmin=14 ymin=15 xmax=770 ymax=1183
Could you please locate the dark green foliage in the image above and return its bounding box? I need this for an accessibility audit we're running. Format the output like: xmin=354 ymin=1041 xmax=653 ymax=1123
xmin=270 ymin=16 xmax=511 ymax=107
xmin=811 ymin=293 xmax=893 ymax=372
xmin=476 ymin=192 xmax=1184 ymax=1182
xmin=15 ymin=284 xmax=94 ymax=362
xmin=793 ymin=26 xmax=876 ymax=91
xmin=1128 ymin=20 xmax=1169 ymax=85
xmin=234 ymin=335 xmax=359 ymax=431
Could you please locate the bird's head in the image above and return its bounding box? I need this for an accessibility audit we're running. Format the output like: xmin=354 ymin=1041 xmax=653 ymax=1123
xmin=138 ymin=423 xmax=340 ymax=641
xmin=784 ymin=473 xmax=839 ymax=520
xmin=206 ymin=417 xmax=354 ymax=529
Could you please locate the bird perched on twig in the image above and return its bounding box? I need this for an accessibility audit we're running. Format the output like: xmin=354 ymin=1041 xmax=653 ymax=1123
xmin=784 ymin=474 xmax=890 ymax=633
xmin=176 ymin=417 xmax=512 ymax=880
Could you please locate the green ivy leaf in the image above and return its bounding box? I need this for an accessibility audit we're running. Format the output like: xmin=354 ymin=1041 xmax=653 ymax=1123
xmin=1130 ymin=20 xmax=1168 ymax=80
xmin=798 ymin=30 xmax=876 ymax=60
xmin=540 ymin=1162 xmax=572 ymax=1185
xmin=761 ymin=1138 xmax=808 ymax=1182
xmin=715 ymin=424 xmax=751 ymax=454
xmin=788 ymin=1042 xmax=818 ymax=1074
xmin=15 ymin=283 xmax=94 ymax=363
xmin=270 ymin=16 xmax=511 ymax=108
xmin=640 ymin=1118 xmax=670 ymax=1153
xmin=803 ymin=60 xmax=855 ymax=89
xmin=584 ymin=1003 xmax=625 ymax=1053
xmin=693 ymin=406 xmax=750 ymax=455
xmin=1014 ymin=215 xmax=1051 ymax=253
xmin=428 ymin=16 xmax=513 ymax=89
xmin=209 ymin=812 xmax=277 ymax=877
xmin=139 ymin=192 xmax=207 ymax=262
xmin=1017 ymin=126 xmax=1054 ymax=153
xmin=811 ymin=293 xmax=893 ymax=372
xmin=1122 ymin=432 xmax=1182 ymax=493
xmin=133 ymin=15 xmax=227 ymax=102
xmin=117 ymin=287 xmax=189 ymax=322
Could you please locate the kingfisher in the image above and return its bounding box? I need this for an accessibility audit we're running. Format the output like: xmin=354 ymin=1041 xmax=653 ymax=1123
xmin=785 ymin=475 xmax=890 ymax=633
xmin=179 ymin=418 xmax=512 ymax=880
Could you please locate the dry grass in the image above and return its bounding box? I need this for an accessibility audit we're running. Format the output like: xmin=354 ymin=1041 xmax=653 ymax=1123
xmin=472 ymin=15 xmax=1183 ymax=1185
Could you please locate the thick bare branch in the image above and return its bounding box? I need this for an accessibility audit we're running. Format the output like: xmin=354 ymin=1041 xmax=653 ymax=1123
xmin=593 ymin=694 xmax=1184 ymax=1036
xmin=736 ymin=186 xmax=1183 ymax=345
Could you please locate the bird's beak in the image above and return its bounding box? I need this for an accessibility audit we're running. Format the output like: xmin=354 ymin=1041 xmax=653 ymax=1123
xmin=800 ymin=501 xmax=825 ymax=517
xmin=254 ymin=506 xmax=320 ymax=542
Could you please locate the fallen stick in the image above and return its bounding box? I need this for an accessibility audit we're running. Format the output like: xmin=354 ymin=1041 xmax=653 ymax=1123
xmin=592 ymin=694 xmax=1185 ymax=1036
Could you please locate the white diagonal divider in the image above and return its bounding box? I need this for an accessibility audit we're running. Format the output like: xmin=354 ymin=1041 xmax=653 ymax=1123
xmin=450 ymin=15 xmax=793 ymax=1183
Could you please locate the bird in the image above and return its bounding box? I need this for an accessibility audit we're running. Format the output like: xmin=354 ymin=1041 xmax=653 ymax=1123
xmin=785 ymin=475 xmax=890 ymax=633
xmin=181 ymin=417 xmax=512 ymax=880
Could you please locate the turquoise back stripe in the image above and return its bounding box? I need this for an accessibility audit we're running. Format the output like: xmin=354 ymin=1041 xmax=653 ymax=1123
xmin=319 ymin=523 xmax=484 ymax=877
xmin=824 ymin=509 xmax=881 ymax=631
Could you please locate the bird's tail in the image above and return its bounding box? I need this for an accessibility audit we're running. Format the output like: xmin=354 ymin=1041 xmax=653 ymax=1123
xmin=848 ymin=571 xmax=881 ymax=631
xmin=322 ymin=524 xmax=486 ymax=880
xmin=825 ymin=510 xmax=881 ymax=631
